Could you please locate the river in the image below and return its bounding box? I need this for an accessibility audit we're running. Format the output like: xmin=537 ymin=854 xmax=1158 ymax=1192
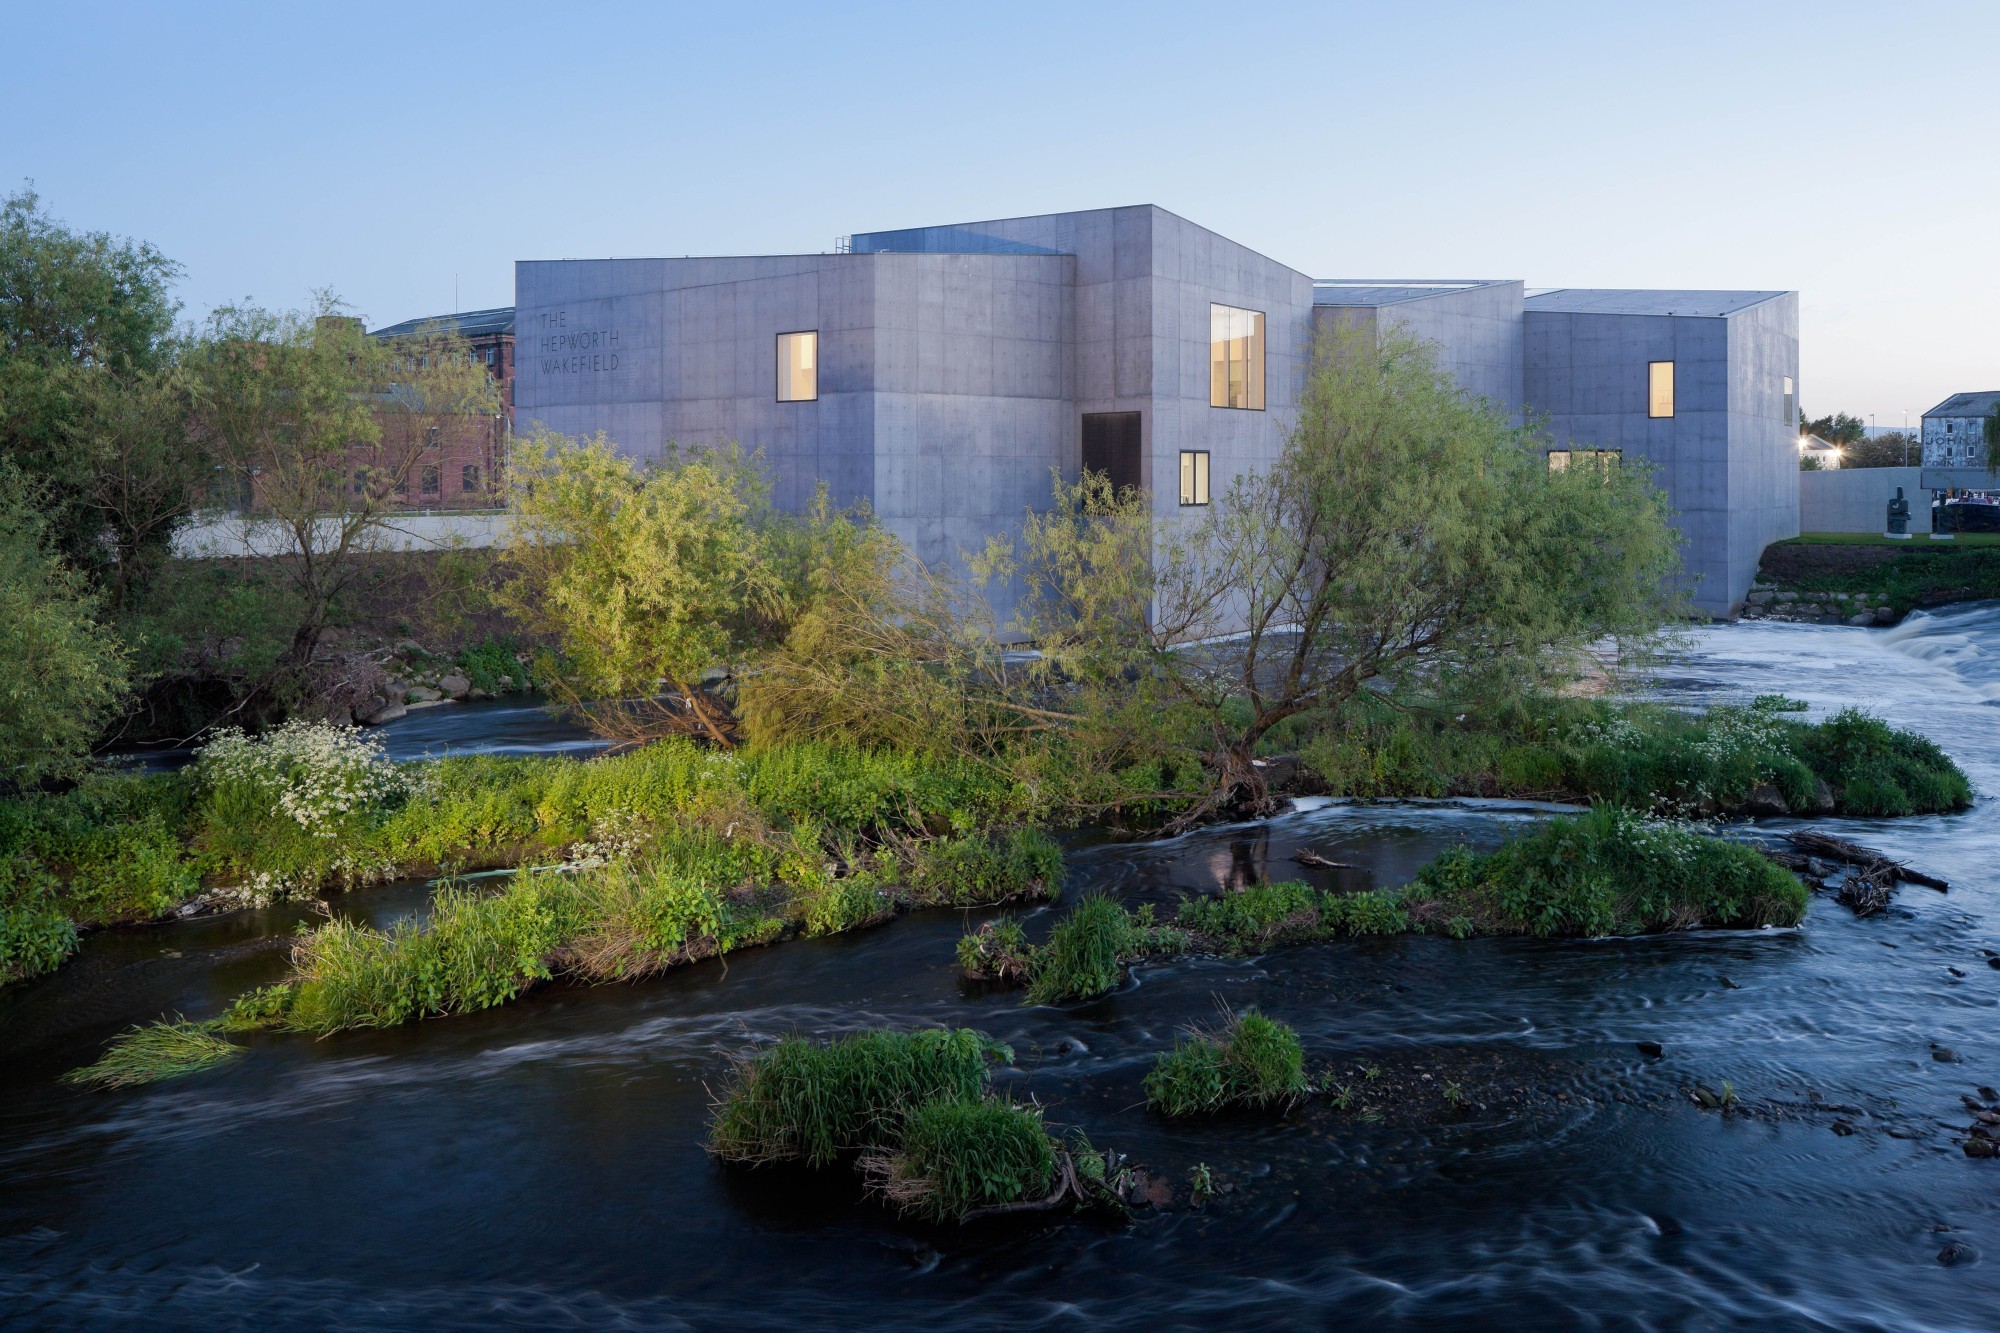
xmin=4 ymin=607 xmax=1999 ymax=1330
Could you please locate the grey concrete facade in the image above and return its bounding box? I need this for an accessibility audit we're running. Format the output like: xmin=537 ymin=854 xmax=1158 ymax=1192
xmin=1524 ymin=290 xmax=1800 ymax=616
xmin=515 ymin=207 xmax=1800 ymax=627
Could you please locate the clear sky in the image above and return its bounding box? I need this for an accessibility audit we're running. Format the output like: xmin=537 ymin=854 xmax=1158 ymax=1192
xmin=8 ymin=0 xmax=1995 ymax=425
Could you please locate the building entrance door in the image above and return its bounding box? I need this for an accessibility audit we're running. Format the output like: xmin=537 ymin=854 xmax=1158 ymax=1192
xmin=1081 ymin=412 xmax=1142 ymax=494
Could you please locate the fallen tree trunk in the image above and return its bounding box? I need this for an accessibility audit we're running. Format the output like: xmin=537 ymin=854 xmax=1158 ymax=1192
xmin=1783 ymin=829 xmax=1948 ymax=893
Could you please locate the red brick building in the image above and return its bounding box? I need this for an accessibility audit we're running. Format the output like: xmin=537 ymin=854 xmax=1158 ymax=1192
xmin=366 ymin=306 xmax=514 ymax=510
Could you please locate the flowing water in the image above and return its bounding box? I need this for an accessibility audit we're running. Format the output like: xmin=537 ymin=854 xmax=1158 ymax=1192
xmin=7 ymin=608 xmax=2000 ymax=1330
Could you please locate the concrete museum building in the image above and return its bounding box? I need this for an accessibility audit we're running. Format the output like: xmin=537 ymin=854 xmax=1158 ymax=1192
xmin=514 ymin=206 xmax=1800 ymax=618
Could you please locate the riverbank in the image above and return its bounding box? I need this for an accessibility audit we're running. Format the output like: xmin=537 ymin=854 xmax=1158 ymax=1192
xmin=1748 ymin=536 xmax=2000 ymax=622
xmin=7 ymin=607 xmax=2000 ymax=1328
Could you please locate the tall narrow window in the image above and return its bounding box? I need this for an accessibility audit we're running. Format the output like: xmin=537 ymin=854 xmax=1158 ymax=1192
xmin=1782 ymin=375 xmax=1795 ymax=424
xmin=777 ymin=331 xmax=818 ymax=402
xmin=1648 ymin=361 xmax=1675 ymax=418
xmin=1209 ymin=304 xmax=1265 ymax=410
xmin=1178 ymin=450 xmax=1210 ymax=506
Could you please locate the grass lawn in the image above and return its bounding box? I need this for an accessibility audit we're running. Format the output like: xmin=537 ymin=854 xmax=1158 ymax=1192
xmin=1782 ymin=532 xmax=2000 ymax=548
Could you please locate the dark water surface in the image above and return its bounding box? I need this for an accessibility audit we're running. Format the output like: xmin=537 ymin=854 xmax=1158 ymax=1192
xmin=102 ymin=693 xmax=611 ymax=772
xmin=8 ymin=608 xmax=2000 ymax=1330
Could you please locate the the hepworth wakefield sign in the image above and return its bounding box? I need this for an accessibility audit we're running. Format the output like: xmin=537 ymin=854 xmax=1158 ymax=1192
xmin=533 ymin=309 xmax=622 ymax=374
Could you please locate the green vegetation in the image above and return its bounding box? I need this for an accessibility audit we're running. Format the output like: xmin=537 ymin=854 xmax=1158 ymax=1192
xmin=1143 ymin=1009 xmax=1308 ymax=1117
xmin=1403 ymin=806 xmax=1807 ymax=936
xmin=62 ymin=1018 xmax=241 ymax=1089
xmin=1763 ymin=538 xmax=2000 ymax=613
xmin=0 ymin=481 xmax=132 ymax=788
xmin=703 ymin=1027 xmax=1090 ymax=1224
xmin=1295 ymin=693 xmax=1971 ymax=819
xmin=7 ymin=726 xmax=1053 ymax=988
xmin=953 ymin=809 xmax=1807 ymax=996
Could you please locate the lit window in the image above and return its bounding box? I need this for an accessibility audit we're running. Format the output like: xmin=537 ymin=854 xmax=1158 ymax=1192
xmin=1178 ymin=450 xmax=1210 ymax=506
xmin=1782 ymin=375 xmax=1794 ymax=423
xmin=777 ymin=331 xmax=818 ymax=402
xmin=1648 ymin=362 xmax=1674 ymax=418
xmin=1548 ymin=449 xmax=1620 ymax=473
xmin=1209 ymin=304 xmax=1265 ymax=410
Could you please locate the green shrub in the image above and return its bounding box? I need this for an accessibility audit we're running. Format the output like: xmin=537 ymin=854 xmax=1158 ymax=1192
xmin=708 ymin=1027 xmax=1010 ymax=1168
xmin=872 ymin=1096 xmax=1057 ymax=1222
xmin=1144 ymin=1009 xmax=1308 ymax=1117
xmin=1404 ymin=805 xmax=1807 ymax=936
xmin=1323 ymin=888 xmax=1409 ymax=936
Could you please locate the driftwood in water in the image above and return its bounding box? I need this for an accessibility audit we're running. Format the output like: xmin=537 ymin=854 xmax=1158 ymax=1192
xmin=1836 ymin=864 xmax=1896 ymax=917
xmin=1292 ymin=848 xmax=1358 ymax=870
xmin=1783 ymin=829 xmax=1949 ymax=892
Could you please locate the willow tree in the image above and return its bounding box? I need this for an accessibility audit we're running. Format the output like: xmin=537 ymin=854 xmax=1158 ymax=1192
xmin=501 ymin=430 xmax=792 ymax=745
xmin=987 ymin=325 xmax=1686 ymax=821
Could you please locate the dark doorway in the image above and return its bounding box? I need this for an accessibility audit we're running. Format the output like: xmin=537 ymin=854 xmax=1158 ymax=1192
xmin=1081 ymin=412 xmax=1142 ymax=494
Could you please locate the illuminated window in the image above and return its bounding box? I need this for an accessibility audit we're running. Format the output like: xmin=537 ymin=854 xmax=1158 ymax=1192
xmin=777 ymin=331 xmax=818 ymax=402
xmin=1548 ymin=449 xmax=1621 ymax=473
xmin=1209 ymin=304 xmax=1265 ymax=410
xmin=1782 ymin=375 xmax=1794 ymax=424
xmin=1178 ymin=450 xmax=1210 ymax=506
xmin=1648 ymin=361 xmax=1675 ymax=418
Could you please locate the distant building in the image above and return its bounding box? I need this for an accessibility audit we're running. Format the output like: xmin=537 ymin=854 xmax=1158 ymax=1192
xmin=366 ymin=307 xmax=516 ymax=510
xmin=1799 ymin=433 xmax=1843 ymax=468
xmin=1921 ymin=391 xmax=1999 ymax=469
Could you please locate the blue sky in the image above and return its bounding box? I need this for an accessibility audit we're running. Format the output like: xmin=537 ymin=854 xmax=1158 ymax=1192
xmin=9 ymin=0 xmax=1995 ymax=424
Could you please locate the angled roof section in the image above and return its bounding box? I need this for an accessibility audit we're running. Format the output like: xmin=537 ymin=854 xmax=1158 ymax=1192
xmin=1523 ymin=289 xmax=1788 ymax=318
xmin=1312 ymin=279 xmax=1515 ymax=307
xmin=1922 ymin=391 xmax=2000 ymax=418
xmin=370 ymin=306 xmax=516 ymax=339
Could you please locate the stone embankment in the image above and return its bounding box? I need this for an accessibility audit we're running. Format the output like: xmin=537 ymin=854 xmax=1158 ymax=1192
xmin=1740 ymin=584 xmax=1898 ymax=627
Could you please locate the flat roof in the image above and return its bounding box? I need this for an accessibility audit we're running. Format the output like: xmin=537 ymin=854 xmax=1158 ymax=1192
xmin=1311 ymin=279 xmax=1513 ymax=307
xmin=1524 ymin=289 xmax=1788 ymax=317
xmin=371 ymin=306 xmax=515 ymax=339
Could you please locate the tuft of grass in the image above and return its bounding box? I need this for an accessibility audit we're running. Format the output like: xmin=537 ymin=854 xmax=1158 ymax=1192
xmin=1023 ymin=894 xmax=1138 ymax=1005
xmin=1791 ymin=708 xmax=1973 ymax=817
xmin=867 ymin=1095 xmax=1057 ymax=1223
xmin=707 ymin=1027 xmax=1011 ymax=1169
xmin=1143 ymin=1008 xmax=1308 ymax=1117
xmin=1402 ymin=805 xmax=1808 ymax=936
xmin=63 ymin=1018 xmax=241 ymax=1089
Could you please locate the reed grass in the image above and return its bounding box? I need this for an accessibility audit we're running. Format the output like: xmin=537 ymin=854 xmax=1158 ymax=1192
xmin=707 ymin=1028 xmax=1010 ymax=1168
xmin=63 ymin=1018 xmax=241 ymax=1089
